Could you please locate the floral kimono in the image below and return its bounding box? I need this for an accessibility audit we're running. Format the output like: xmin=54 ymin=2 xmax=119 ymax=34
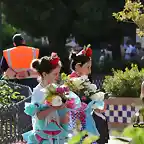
xmin=70 ymin=72 xmax=109 ymax=143
xmin=69 ymin=72 xmax=87 ymax=130
xmin=22 ymin=83 xmax=81 ymax=144
xmin=22 ymin=102 xmax=69 ymax=144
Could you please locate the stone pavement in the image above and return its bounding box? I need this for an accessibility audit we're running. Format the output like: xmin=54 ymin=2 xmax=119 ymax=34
xmin=108 ymin=136 xmax=131 ymax=144
xmin=108 ymin=139 xmax=129 ymax=144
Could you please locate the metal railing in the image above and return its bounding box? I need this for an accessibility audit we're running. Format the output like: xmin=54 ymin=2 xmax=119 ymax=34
xmin=0 ymin=81 xmax=32 ymax=144
xmin=93 ymin=74 xmax=106 ymax=89
xmin=0 ymin=97 xmax=32 ymax=143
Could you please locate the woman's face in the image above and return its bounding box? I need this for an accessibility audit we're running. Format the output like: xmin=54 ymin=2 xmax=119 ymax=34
xmin=76 ymin=60 xmax=92 ymax=76
xmin=43 ymin=66 xmax=61 ymax=84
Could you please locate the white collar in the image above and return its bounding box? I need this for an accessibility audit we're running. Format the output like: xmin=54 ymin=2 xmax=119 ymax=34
xmin=94 ymin=111 xmax=106 ymax=120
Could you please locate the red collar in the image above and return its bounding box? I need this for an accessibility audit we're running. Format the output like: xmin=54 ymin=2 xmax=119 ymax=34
xmin=69 ymin=71 xmax=79 ymax=78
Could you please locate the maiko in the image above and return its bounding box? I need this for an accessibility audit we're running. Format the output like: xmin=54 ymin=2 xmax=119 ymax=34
xmin=133 ymin=123 xmax=144 ymax=128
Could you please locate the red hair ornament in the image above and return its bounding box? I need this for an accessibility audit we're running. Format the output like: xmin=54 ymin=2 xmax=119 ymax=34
xmin=77 ymin=44 xmax=92 ymax=57
xmin=50 ymin=52 xmax=60 ymax=65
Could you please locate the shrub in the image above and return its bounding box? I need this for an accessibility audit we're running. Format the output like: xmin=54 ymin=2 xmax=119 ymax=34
xmin=0 ymin=80 xmax=25 ymax=105
xmin=122 ymin=125 xmax=144 ymax=144
xmin=103 ymin=64 xmax=144 ymax=97
xmin=68 ymin=131 xmax=99 ymax=144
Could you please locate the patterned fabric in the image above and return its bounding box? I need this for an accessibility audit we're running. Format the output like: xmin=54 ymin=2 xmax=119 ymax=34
xmin=22 ymin=103 xmax=68 ymax=144
xmin=104 ymin=104 xmax=140 ymax=123
xmin=69 ymin=102 xmax=87 ymax=130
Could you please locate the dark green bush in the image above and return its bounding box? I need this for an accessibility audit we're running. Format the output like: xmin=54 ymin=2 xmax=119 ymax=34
xmin=103 ymin=64 xmax=144 ymax=97
xmin=92 ymin=59 xmax=140 ymax=74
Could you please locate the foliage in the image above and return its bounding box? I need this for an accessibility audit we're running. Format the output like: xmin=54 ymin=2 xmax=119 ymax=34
xmin=44 ymin=84 xmax=70 ymax=107
xmin=122 ymin=125 xmax=144 ymax=144
xmin=113 ymin=0 xmax=144 ymax=36
xmin=110 ymin=124 xmax=144 ymax=144
xmin=68 ymin=131 xmax=99 ymax=144
xmin=103 ymin=64 xmax=144 ymax=97
xmin=0 ymin=81 xmax=25 ymax=105
xmin=0 ymin=13 xmax=18 ymax=49
xmin=126 ymin=107 xmax=144 ymax=144
xmin=1 ymin=0 xmax=122 ymax=37
xmin=1 ymin=0 xmax=124 ymax=53
xmin=61 ymin=73 xmax=105 ymax=105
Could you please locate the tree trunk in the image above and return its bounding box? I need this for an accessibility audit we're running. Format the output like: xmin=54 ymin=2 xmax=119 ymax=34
xmin=110 ymin=28 xmax=122 ymax=60
xmin=47 ymin=6 xmax=78 ymax=74
xmin=48 ymin=31 xmax=70 ymax=75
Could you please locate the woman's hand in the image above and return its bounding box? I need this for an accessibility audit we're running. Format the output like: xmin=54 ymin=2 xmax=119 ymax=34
xmin=52 ymin=104 xmax=66 ymax=110
xmin=16 ymin=71 xmax=28 ymax=79
xmin=60 ymin=112 xmax=69 ymax=124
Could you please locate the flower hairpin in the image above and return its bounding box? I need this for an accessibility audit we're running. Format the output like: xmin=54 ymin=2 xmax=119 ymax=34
xmin=50 ymin=52 xmax=60 ymax=65
xmin=77 ymin=44 xmax=92 ymax=57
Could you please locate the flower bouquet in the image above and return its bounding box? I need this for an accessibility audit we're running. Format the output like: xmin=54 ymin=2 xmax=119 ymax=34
xmin=61 ymin=73 xmax=87 ymax=92
xmin=43 ymin=84 xmax=81 ymax=109
xmin=61 ymin=73 xmax=105 ymax=110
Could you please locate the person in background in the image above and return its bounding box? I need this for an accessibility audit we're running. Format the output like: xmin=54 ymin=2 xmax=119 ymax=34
xmin=0 ymin=34 xmax=39 ymax=90
xmin=125 ymin=39 xmax=137 ymax=60
xmin=99 ymin=50 xmax=105 ymax=66
xmin=134 ymin=42 xmax=144 ymax=62
xmin=135 ymin=42 xmax=142 ymax=55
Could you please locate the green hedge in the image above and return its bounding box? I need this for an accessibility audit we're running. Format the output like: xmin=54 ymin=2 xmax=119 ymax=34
xmin=102 ymin=64 xmax=144 ymax=97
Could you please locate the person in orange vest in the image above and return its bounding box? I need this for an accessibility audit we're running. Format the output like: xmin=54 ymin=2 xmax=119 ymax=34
xmin=0 ymin=34 xmax=39 ymax=90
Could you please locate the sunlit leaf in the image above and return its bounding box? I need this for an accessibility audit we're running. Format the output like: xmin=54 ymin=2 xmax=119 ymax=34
xmin=11 ymin=92 xmax=20 ymax=99
xmin=68 ymin=133 xmax=82 ymax=144
xmin=113 ymin=0 xmax=144 ymax=36
xmin=82 ymin=136 xmax=99 ymax=144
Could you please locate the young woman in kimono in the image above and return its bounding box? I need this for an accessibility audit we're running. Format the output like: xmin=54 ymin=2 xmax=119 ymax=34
xmin=69 ymin=47 xmax=109 ymax=144
xmin=22 ymin=53 xmax=69 ymax=144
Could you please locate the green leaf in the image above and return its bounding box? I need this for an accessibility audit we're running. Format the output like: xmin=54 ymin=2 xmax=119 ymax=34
xmin=11 ymin=92 xmax=20 ymax=99
xmin=82 ymin=135 xmax=99 ymax=144
xmin=68 ymin=133 xmax=82 ymax=144
xmin=86 ymin=44 xmax=91 ymax=48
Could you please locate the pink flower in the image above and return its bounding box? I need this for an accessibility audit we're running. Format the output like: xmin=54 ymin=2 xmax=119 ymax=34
xmin=56 ymin=87 xmax=64 ymax=94
xmin=66 ymin=98 xmax=76 ymax=109
xmin=63 ymin=86 xmax=69 ymax=92
xmin=81 ymin=96 xmax=87 ymax=101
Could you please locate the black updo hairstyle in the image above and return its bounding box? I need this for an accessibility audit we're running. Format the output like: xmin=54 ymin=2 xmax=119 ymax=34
xmin=69 ymin=50 xmax=91 ymax=71
xmin=31 ymin=56 xmax=61 ymax=76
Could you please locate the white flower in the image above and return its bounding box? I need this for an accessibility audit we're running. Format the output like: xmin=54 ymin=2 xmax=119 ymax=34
xmin=51 ymin=96 xmax=62 ymax=106
xmin=40 ymin=88 xmax=46 ymax=92
xmin=71 ymin=78 xmax=84 ymax=89
xmin=90 ymin=92 xmax=105 ymax=101
xmin=80 ymin=75 xmax=88 ymax=81
xmin=84 ymin=91 xmax=90 ymax=96
xmin=88 ymin=84 xmax=97 ymax=92
xmin=83 ymin=81 xmax=91 ymax=87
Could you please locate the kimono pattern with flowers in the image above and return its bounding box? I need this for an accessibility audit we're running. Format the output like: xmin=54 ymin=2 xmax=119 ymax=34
xmin=22 ymin=84 xmax=69 ymax=144
xmin=69 ymin=72 xmax=101 ymax=136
